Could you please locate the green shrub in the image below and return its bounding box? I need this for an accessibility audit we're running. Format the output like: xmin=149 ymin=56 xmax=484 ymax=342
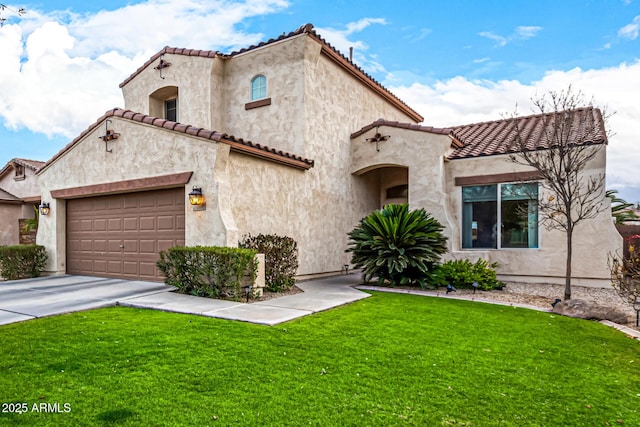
xmin=347 ymin=204 xmax=448 ymax=288
xmin=157 ymin=246 xmax=258 ymax=301
xmin=0 ymin=244 xmax=48 ymax=280
xmin=239 ymin=234 xmax=298 ymax=292
xmin=435 ymin=259 xmax=505 ymax=290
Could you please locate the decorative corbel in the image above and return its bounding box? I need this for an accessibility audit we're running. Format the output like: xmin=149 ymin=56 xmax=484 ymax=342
xmin=366 ymin=126 xmax=391 ymax=152
xmin=98 ymin=119 xmax=120 ymax=153
xmin=154 ymin=55 xmax=172 ymax=79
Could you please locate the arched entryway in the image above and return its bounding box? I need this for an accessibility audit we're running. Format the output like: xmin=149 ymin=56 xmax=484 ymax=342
xmin=354 ymin=165 xmax=409 ymax=210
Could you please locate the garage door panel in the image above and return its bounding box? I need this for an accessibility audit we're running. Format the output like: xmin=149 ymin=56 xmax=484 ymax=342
xmin=108 ymin=218 xmax=122 ymax=231
xmin=123 ymin=240 xmax=139 ymax=253
xmin=139 ymin=263 xmax=158 ymax=279
xmin=157 ymin=216 xmax=174 ymax=230
xmin=123 ymin=217 xmax=138 ymax=230
xmin=107 ymin=261 xmax=122 ymax=274
xmin=140 ymin=217 xmax=155 ymax=231
xmin=157 ymin=239 xmax=177 ymax=252
xmin=67 ymin=188 xmax=184 ymax=281
xmin=93 ymin=260 xmax=107 ymax=273
xmin=94 ymin=240 xmax=107 ymax=252
xmin=140 ymin=240 xmax=156 ymax=254
xmin=123 ymin=261 xmax=138 ymax=275
xmin=94 ymin=219 xmax=107 ymax=231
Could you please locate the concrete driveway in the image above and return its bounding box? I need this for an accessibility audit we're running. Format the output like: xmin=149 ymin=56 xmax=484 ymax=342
xmin=0 ymin=275 xmax=174 ymax=326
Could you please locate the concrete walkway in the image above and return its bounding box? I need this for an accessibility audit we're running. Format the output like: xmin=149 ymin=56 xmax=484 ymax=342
xmin=0 ymin=275 xmax=174 ymax=326
xmin=121 ymin=274 xmax=370 ymax=325
xmin=0 ymin=274 xmax=370 ymax=327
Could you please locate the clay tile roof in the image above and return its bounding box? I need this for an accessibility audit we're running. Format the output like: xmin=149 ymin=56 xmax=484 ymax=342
xmin=0 ymin=158 xmax=45 ymax=178
xmin=448 ymin=107 xmax=607 ymax=160
xmin=351 ymin=119 xmax=453 ymax=139
xmin=119 ymin=46 xmax=220 ymax=88
xmin=38 ymin=108 xmax=314 ymax=174
xmin=118 ymin=24 xmax=422 ymax=122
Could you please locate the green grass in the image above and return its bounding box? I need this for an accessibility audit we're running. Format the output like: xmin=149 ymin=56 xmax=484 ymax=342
xmin=0 ymin=292 xmax=639 ymax=426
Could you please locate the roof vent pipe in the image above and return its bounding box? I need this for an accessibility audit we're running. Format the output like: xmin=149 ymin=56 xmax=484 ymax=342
xmin=349 ymin=47 xmax=353 ymax=62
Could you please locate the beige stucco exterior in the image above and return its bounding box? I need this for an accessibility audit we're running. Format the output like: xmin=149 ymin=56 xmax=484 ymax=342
xmin=0 ymin=162 xmax=40 ymax=246
xmin=35 ymin=26 xmax=621 ymax=286
xmin=352 ymin=125 xmax=621 ymax=286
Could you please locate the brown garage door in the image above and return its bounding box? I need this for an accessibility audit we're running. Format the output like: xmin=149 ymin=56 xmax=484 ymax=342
xmin=67 ymin=188 xmax=185 ymax=281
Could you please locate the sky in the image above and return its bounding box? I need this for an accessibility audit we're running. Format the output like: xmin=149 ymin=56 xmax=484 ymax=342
xmin=0 ymin=0 xmax=639 ymax=202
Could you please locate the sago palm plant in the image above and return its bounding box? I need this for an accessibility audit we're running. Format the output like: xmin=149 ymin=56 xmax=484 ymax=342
xmin=347 ymin=204 xmax=448 ymax=288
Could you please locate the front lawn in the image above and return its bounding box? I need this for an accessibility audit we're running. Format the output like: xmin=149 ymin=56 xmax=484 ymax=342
xmin=1 ymin=292 xmax=638 ymax=426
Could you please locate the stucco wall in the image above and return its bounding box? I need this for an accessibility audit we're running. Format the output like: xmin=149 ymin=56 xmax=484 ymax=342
xmin=36 ymin=117 xmax=225 ymax=274
xmin=351 ymin=126 xmax=457 ymax=239
xmin=223 ymin=35 xmax=307 ymax=156
xmin=121 ymin=54 xmax=217 ymax=130
xmin=0 ymin=203 xmax=21 ymax=246
xmin=0 ymin=167 xmax=40 ymax=199
xmin=445 ymin=146 xmax=621 ymax=286
xmin=228 ymin=36 xmax=426 ymax=276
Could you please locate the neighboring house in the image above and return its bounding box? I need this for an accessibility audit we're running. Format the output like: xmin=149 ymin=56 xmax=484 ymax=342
xmin=0 ymin=158 xmax=44 ymax=246
xmin=35 ymin=24 xmax=620 ymax=286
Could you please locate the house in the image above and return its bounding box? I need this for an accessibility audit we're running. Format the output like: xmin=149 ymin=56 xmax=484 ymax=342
xmin=35 ymin=24 xmax=621 ymax=286
xmin=0 ymin=158 xmax=44 ymax=246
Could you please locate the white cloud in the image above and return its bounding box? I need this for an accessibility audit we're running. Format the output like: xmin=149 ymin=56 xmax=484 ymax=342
xmin=315 ymin=18 xmax=388 ymax=74
xmin=618 ymin=15 xmax=640 ymax=39
xmin=0 ymin=0 xmax=289 ymax=138
xmin=478 ymin=31 xmax=507 ymax=47
xmin=515 ymin=25 xmax=543 ymax=39
xmin=480 ymin=25 xmax=543 ymax=47
xmin=390 ymin=60 xmax=640 ymax=201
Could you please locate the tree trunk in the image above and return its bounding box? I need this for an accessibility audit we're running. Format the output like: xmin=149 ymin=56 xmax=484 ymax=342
xmin=565 ymin=227 xmax=573 ymax=300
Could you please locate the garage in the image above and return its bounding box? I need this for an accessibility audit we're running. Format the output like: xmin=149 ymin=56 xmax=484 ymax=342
xmin=66 ymin=188 xmax=185 ymax=281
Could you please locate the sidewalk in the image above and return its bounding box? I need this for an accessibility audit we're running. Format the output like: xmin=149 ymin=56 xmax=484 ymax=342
xmin=120 ymin=273 xmax=370 ymax=326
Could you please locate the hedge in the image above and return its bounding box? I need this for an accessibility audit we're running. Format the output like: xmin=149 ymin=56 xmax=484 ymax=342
xmin=0 ymin=245 xmax=48 ymax=280
xmin=157 ymin=246 xmax=258 ymax=301
xmin=239 ymin=234 xmax=298 ymax=292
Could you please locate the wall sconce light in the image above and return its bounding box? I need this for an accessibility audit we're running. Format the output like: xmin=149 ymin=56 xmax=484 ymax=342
xmin=39 ymin=202 xmax=51 ymax=216
xmin=188 ymin=186 xmax=205 ymax=210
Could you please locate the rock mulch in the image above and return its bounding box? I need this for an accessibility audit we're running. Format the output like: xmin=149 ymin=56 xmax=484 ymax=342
xmin=430 ymin=282 xmax=639 ymax=332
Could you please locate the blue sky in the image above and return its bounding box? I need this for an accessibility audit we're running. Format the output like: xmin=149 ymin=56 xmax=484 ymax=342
xmin=1 ymin=0 xmax=639 ymax=201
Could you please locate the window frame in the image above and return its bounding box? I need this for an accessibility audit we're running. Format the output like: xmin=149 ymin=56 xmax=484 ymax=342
xmin=461 ymin=181 xmax=540 ymax=250
xmin=13 ymin=164 xmax=25 ymax=181
xmin=164 ymin=97 xmax=178 ymax=122
xmin=251 ymin=74 xmax=267 ymax=101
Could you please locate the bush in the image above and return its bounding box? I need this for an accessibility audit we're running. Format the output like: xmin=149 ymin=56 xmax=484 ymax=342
xmin=435 ymin=259 xmax=505 ymax=291
xmin=239 ymin=234 xmax=298 ymax=292
xmin=157 ymin=246 xmax=258 ymax=301
xmin=0 ymin=244 xmax=48 ymax=280
xmin=609 ymin=235 xmax=640 ymax=317
xmin=347 ymin=204 xmax=448 ymax=288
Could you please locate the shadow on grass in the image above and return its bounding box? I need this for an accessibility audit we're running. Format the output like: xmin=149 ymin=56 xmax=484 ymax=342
xmin=96 ymin=408 xmax=136 ymax=424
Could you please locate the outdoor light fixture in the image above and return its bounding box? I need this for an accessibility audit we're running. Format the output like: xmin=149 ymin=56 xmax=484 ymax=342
xmin=188 ymin=186 xmax=204 ymax=206
xmin=242 ymin=285 xmax=252 ymax=303
xmin=39 ymin=202 xmax=50 ymax=216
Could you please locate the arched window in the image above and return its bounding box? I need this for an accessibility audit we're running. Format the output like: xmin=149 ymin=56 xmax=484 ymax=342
xmin=251 ymin=75 xmax=267 ymax=100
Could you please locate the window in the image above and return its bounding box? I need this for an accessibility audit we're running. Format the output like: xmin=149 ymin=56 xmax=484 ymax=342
xmin=386 ymin=184 xmax=408 ymax=199
xmin=13 ymin=164 xmax=25 ymax=180
xmin=164 ymin=98 xmax=178 ymax=122
xmin=251 ymin=75 xmax=267 ymax=100
xmin=462 ymin=182 xmax=538 ymax=249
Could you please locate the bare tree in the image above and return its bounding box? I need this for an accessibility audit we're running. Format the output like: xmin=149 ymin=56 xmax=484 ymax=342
xmin=508 ymin=86 xmax=611 ymax=300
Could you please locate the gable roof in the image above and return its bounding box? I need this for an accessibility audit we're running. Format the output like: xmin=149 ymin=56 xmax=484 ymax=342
xmin=0 ymin=187 xmax=20 ymax=202
xmin=351 ymin=119 xmax=458 ymax=145
xmin=37 ymin=108 xmax=314 ymax=175
xmin=448 ymin=107 xmax=607 ymax=160
xmin=119 ymin=23 xmax=423 ymax=123
xmin=0 ymin=158 xmax=45 ymax=178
